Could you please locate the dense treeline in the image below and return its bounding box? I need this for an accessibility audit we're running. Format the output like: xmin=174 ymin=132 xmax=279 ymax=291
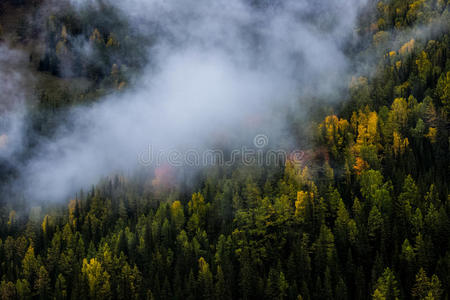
xmin=29 ymin=4 xmax=148 ymax=141
xmin=0 ymin=0 xmax=449 ymax=299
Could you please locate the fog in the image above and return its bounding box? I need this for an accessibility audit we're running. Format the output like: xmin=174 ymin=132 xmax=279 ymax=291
xmin=0 ymin=45 xmax=32 ymax=162
xmin=4 ymin=0 xmax=368 ymax=201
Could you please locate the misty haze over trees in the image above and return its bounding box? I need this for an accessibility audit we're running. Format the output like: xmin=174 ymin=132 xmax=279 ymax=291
xmin=0 ymin=0 xmax=449 ymax=299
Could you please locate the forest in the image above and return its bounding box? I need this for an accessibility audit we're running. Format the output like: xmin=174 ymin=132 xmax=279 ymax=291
xmin=0 ymin=0 xmax=449 ymax=299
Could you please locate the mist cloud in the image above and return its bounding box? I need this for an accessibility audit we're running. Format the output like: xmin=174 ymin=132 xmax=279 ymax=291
xmin=15 ymin=0 xmax=367 ymax=201
xmin=0 ymin=45 xmax=33 ymax=162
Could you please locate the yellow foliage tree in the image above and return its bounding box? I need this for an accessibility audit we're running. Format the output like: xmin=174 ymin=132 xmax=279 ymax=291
xmin=425 ymin=127 xmax=437 ymax=143
xmin=61 ymin=25 xmax=68 ymax=40
xmin=170 ymin=201 xmax=185 ymax=230
xmin=7 ymin=210 xmax=16 ymax=228
xmin=90 ymin=28 xmax=103 ymax=44
xmin=22 ymin=245 xmax=39 ymax=283
xmin=81 ymin=258 xmax=111 ymax=299
xmin=389 ymin=98 xmax=408 ymax=131
xmin=354 ymin=110 xmax=380 ymax=155
xmin=295 ymin=191 xmax=314 ymax=218
xmin=353 ymin=157 xmax=369 ymax=175
xmin=416 ymin=51 xmax=432 ymax=81
xmin=68 ymin=199 xmax=79 ymax=228
xmin=319 ymin=115 xmax=350 ymax=158
xmin=399 ymin=39 xmax=415 ymax=55
xmin=393 ymin=131 xmax=409 ymax=156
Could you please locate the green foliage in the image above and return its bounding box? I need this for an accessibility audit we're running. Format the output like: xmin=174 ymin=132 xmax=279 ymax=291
xmin=0 ymin=0 xmax=449 ymax=299
xmin=373 ymin=268 xmax=400 ymax=300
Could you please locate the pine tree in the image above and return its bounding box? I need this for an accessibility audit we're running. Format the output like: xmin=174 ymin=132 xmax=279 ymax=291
xmin=373 ymin=268 xmax=400 ymax=300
